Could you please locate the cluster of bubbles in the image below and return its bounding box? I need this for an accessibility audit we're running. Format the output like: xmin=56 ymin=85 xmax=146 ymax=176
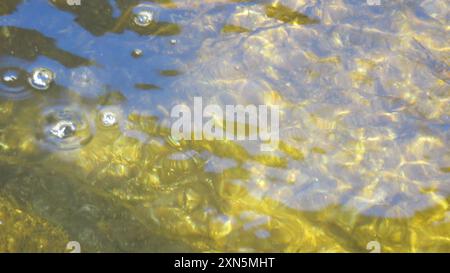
xmin=129 ymin=6 xmax=178 ymax=57
xmin=37 ymin=71 xmax=122 ymax=149
xmin=38 ymin=105 xmax=120 ymax=150
xmin=1 ymin=5 xmax=170 ymax=150
xmin=11 ymin=64 xmax=124 ymax=150
xmin=0 ymin=66 xmax=55 ymax=99
xmin=1 ymin=64 xmax=121 ymax=150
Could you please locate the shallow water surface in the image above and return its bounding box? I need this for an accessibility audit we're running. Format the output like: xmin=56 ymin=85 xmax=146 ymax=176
xmin=0 ymin=0 xmax=449 ymax=252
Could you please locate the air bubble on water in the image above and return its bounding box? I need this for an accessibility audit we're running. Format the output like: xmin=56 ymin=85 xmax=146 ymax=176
xmin=2 ymin=70 xmax=19 ymax=83
xmin=50 ymin=120 xmax=76 ymax=139
xmin=132 ymin=49 xmax=143 ymax=58
xmin=0 ymin=66 xmax=32 ymax=100
xmin=134 ymin=10 xmax=154 ymax=27
xmin=38 ymin=107 xmax=93 ymax=150
xmin=28 ymin=67 xmax=55 ymax=90
xmin=132 ymin=3 xmax=161 ymax=27
xmin=98 ymin=106 xmax=122 ymax=129
xmin=101 ymin=111 xmax=117 ymax=127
